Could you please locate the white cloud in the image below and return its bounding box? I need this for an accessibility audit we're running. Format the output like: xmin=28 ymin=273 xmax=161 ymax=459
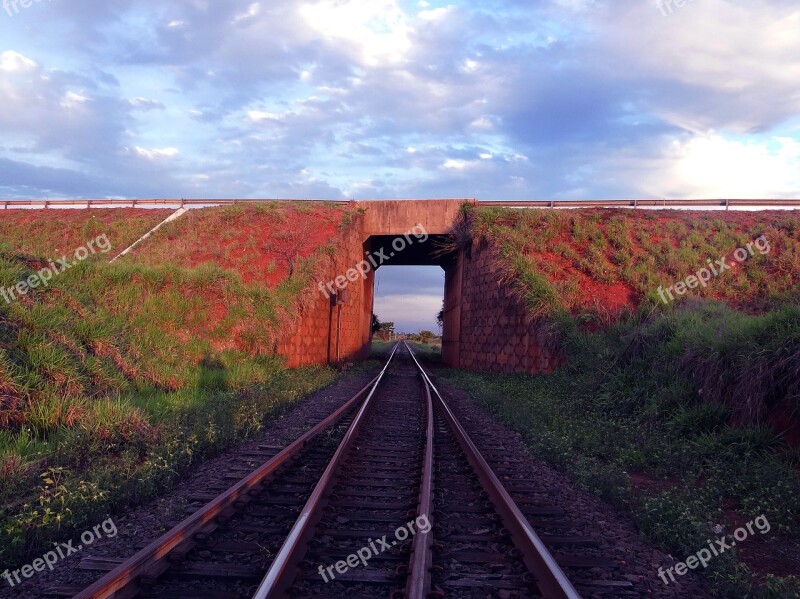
xmin=135 ymin=146 xmax=180 ymax=160
xmin=461 ymin=59 xmax=479 ymax=73
xmin=233 ymin=3 xmax=261 ymax=24
xmin=128 ymin=97 xmax=165 ymax=111
xmin=248 ymin=110 xmax=281 ymax=123
xmin=299 ymin=0 xmax=413 ymax=67
xmin=0 ymin=51 xmax=37 ymax=73
xmin=671 ymin=134 xmax=800 ymax=198
xmin=418 ymin=6 xmax=452 ymax=21
xmin=60 ymin=91 xmax=89 ymax=109
xmin=470 ymin=116 xmax=495 ymax=131
xmin=603 ymin=134 xmax=800 ymax=200
xmin=601 ymin=2 xmax=800 ymax=131
xmin=442 ymin=158 xmax=470 ymax=170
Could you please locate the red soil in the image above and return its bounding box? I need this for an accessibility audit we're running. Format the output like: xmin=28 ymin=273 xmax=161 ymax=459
xmin=0 ymin=208 xmax=173 ymax=257
xmin=505 ymin=208 xmax=797 ymax=315
xmin=538 ymin=249 xmax=638 ymax=315
xmin=628 ymin=472 xmax=681 ymax=496
xmin=128 ymin=205 xmax=347 ymax=286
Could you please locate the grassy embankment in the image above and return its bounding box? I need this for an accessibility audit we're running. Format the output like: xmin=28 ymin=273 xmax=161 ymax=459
xmin=0 ymin=203 xmax=354 ymax=566
xmin=405 ymin=341 xmax=441 ymax=362
xmin=439 ymin=206 xmax=800 ymax=598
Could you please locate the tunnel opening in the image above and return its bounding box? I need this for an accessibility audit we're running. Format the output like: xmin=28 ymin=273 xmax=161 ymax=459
xmin=364 ymin=234 xmax=458 ymax=364
xmin=372 ymin=264 xmax=444 ymax=337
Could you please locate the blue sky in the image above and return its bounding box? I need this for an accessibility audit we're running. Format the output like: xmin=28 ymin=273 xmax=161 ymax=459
xmin=1 ymin=0 xmax=798 ymax=330
xmin=374 ymin=266 xmax=444 ymax=333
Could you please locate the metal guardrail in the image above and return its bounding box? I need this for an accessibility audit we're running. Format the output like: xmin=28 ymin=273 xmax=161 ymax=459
xmin=0 ymin=199 xmax=352 ymax=209
xmin=1 ymin=198 xmax=799 ymax=210
xmin=483 ymin=199 xmax=800 ymax=209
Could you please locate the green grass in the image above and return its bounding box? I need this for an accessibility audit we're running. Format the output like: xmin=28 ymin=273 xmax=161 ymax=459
xmin=0 ymin=364 xmax=337 ymax=564
xmin=436 ymin=300 xmax=800 ymax=598
xmin=465 ymin=205 xmax=800 ymax=319
xmin=0 ymin=203 xmax=353 ymax=566
xmin=405 ymin=340 xmax=442 ymax=362
xmin=370 ymin=339 xmax=395 ymax=360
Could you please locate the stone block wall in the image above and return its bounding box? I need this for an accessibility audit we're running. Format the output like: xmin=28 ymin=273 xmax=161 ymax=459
xmin=278 ymin=215 xmax=372 ymax=367
xmin=455 ymin=240 xmax=563 ymax=374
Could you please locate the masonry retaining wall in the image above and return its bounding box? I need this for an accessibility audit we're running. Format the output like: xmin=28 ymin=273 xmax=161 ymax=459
xmin=454 ymin=239 xmax=564 ymax=374
xmin=278 ymin=215 xmax=372 ymax=367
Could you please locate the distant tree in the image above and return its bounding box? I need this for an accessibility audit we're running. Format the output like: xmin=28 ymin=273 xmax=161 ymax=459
xmin=375 ymin=321 xmax=395 ymax=341
xmin=372 ymin=314 xmax=381 ymax=334
xmin=419 ymin=330 xmax=436 ymax=344
xmin=436 ymin=303 xmax=444 ymax=330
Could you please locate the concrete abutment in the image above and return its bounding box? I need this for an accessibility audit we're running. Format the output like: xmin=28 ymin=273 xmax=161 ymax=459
xmin=279 ymin=200 xmax=560 ymax=375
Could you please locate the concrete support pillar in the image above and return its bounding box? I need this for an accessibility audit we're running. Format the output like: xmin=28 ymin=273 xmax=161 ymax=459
xmin=442 ymin=252 xmax=463 ymax=368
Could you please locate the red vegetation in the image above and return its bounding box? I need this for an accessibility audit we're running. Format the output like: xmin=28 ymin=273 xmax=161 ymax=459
xmin=127 ymin=204 xmax=350 ymax=286
xmin=0 ymin=208 xmax=173 ymax=257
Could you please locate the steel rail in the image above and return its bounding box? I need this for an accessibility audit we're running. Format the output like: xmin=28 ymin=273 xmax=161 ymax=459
xmin=405 ymin=352 xmax=435 ymax=599
xmin=404 ymin=341 xmax=582 ymax=599
xmin=251 ymin=343 xmax=401 ymax=599
xmin=73 ymin=371 xmax=385 ymax=599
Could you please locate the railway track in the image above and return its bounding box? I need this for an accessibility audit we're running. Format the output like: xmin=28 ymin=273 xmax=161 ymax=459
xmin=72 ymin=342 xmax=634 ymax=599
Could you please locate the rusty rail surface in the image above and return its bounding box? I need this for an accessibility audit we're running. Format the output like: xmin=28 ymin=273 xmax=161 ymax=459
xmin=2 ymin=198 xmax=800 ymax=210
xmin=405 ymin=352 xmax=435 ymax=599
xmin=72 ymin=371 xmax=386 ymax=599
xmin=404 ymin=341 xmax=582 ymax=599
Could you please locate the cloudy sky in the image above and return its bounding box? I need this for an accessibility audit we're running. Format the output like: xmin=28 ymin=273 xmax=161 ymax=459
xmin=1 ymin=0 xmax=798 ymax=329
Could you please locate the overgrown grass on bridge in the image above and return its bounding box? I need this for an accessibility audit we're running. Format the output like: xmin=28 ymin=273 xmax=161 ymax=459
xmin=0 ymin=203 xmax=351 ymax=566
xmin=466 ymin=204 xmax=800 ymax=321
